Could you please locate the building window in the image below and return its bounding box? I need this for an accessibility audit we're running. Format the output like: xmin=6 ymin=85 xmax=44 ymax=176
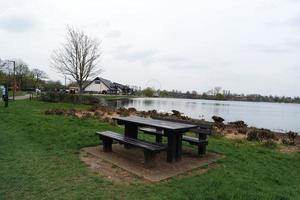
xmin=95 ymin=80 xmax=101 ymax=84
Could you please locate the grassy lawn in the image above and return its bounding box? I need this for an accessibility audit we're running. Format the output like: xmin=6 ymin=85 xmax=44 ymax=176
xmin=0 ymin=100 xmax=299 ymax=200
xmin=94 ymin=94 xmax=136 ymax=101
xmin=8 ymin=91 xmax=27 ymax=97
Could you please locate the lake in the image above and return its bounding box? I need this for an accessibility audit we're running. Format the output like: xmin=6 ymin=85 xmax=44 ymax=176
xmin=110 ymin=97 xmax=300 ymax=133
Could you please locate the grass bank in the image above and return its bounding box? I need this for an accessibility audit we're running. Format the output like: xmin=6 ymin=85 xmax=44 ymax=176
xmin=94 ymin=94 xmax=136 ymax=101
xmin=0 ymin=100 xmax=299 ymax=200
xmin=8 ymin=91 xmax=27 ymax=97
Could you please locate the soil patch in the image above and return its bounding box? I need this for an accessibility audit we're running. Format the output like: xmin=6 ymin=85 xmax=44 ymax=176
xmin=80 ymin=145 xmax=223 ymax=183
xmin=225 ymin=133 xmax=247 ymax=140
xmin=279 ymin=145 xmax=300 ymax=153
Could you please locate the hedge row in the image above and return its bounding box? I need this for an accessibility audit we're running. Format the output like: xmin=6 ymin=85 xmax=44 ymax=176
xmin=38 ymin=92 xmax=107 ymax=105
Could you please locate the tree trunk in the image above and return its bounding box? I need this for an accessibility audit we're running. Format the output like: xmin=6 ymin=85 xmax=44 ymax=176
xmin=78 ymin=83 xmax=83 ymax=94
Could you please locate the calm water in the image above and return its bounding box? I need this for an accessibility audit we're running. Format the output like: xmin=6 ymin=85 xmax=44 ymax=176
xmin=111 ymin=97 xmax=300 ymax=132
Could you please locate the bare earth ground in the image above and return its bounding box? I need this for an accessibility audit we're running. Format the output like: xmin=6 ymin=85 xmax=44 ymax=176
xmin=80 ymin=144 xmax=223 ymax=183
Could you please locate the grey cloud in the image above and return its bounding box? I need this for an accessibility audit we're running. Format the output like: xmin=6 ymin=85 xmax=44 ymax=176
xmin=167 ymin=63 xmax=202 ymax=70
xmin=112 ymin=46 xmax=195 ymax=68
xmin=266 ymin=15 xmax=300 ymax=29
xmin=250 ymin=44 xmax=288 ymax=54
xmin=158 ymin=55 xmax=186 ymax=63
xmin=112 ymin=45 xmax=212 ymax=70
xmin=0 ymin=14 xmax=36 ymax=32
xmin=290 ymin=15 xmax=300 ymax=27
xmin=93 ymin=19 xmax=110 ymax=28
xmin=105 ymin=30 xmax=122 ymax=39
xmin=112 ymin=45 xmax=158 ymax=64
xmin=245 ymin=40 xmax=300 ymax=54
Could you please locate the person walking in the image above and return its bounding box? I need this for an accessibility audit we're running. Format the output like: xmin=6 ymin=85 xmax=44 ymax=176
xmin=0 ymin=85 xmax=5 ymax=101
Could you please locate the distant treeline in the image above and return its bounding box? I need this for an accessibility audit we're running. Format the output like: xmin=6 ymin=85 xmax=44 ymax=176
xmin=141 ymin=87 xmax=300 ymax=104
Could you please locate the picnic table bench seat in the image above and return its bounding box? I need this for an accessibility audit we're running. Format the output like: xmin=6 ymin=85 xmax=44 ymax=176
xmin=139 ymin=127 xmax=164 ymax=143
xmin=182 ymin=135 xmax=208 ymax=145
xmin=96 ymin=131 xmax=167 ymax=168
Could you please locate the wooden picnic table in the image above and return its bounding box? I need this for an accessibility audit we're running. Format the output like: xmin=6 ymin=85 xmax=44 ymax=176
xmin=113 ymin=116 xmax=198 ymax=163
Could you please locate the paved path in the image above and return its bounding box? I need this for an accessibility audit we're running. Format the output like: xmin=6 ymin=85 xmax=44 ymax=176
xmin=15 ymin=94 xmax=31 ymax=100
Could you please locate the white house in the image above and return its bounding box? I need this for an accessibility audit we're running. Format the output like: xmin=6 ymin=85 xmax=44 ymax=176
xmin=84 ymin=77 xmax=113 ymax=94
xmin=83 ymin=77 xmax=133 ymax=94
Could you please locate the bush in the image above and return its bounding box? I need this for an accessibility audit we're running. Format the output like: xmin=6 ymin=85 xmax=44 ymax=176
xmin=258 ymin=129 xmax=275 ymax=141
xmin=117 ymin=107 xmax=130 ymax=117
xmin=237 ymin=128 xmax=247 ymax=134
xmin=247 ymin=129 xmax=275 ymax=142
xmin=45 ymin=108 xmax=65 ymax=115
xmin=212 ymin=115 xmax=224 ymax=123
xmin=282 ymin=131 xmax=298 ymax=145
xmin=228 ymin=120 xmax=248 ymax=128
xmin=39 ymin=92 xmax=106 ymax=105
xmin=45 ymin=108 xmax=76 ymax=116
xmin=247 ymin=130 xmax=259 ymax=141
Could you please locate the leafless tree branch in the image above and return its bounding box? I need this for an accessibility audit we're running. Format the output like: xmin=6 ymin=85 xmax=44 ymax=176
xmin=50 ymin=27 xmax=102 ymax=93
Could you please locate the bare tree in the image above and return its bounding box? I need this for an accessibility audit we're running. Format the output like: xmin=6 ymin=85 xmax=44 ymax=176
xmin=213 ymin=86 xmax=222 ymax=96
xmin=0 ymin=59 xmax=5 ymax=70
xmin=50 ymin=27 xmax=101 ymax=93
xmin=15 ymin=60 xmax=30 ymax=89
xmin=31 ymin=68 xmax=48 ymax=88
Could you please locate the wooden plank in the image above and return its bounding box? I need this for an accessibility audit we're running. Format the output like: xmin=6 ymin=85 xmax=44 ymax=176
xmin=182 ymin=136 xmax=208 ymax=145
xmin=139 ymin=127 xmax=164 ymax=135
xmin=96 ymin=131 xmax=166 ymax=152
xmin=113 ymin=116 xmax=197 ymax=132
xmin=151 ymin=116 xmax=213 ymax=135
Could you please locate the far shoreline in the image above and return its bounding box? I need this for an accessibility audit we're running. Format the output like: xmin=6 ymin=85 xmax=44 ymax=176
xmin=133 ymin=96 xmax=300 ymax=105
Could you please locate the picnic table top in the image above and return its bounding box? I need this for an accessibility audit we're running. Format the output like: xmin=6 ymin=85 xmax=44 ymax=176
xmin=113 ymin=116 xmax=198 ymax=131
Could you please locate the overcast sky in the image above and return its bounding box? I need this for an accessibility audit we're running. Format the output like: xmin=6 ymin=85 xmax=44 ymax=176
xmin=0 ymin=0 xmax=300 ymax=96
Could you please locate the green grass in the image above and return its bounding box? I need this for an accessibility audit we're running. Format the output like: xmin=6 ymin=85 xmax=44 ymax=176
xmin=96 ymin=94 xmax=136 ymax=100
xmin=8 ymin=91 xmax=27 ymax=96
xmin=0 ymin=100 xmax=300 ymax=200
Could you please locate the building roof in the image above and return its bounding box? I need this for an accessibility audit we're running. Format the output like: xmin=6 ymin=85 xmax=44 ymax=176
xmin=113 ymin=82 xmax=128 ymax=89
xmin=84 ymin=77 xmax=114 ymax=90
xmin=83 ymin=77 xmax=132 ymax=93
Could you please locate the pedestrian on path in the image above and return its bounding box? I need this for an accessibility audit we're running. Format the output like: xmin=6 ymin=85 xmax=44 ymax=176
xmin=0 ymin=85 xmax=5 ymax=101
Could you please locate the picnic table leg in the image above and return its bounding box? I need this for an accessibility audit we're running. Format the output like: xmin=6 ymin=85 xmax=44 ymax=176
xmin=175 ymin=134 xmax=183 ymax=161
xmin=124 ymin=123 xmax=138 ymax=148
xmin=156 ymin=128 xmax=163 ymax=143
xmin=166 ymin=130 xmax=177 ymax=163
xmin=198 ymin=133 xmax=207 ymax=156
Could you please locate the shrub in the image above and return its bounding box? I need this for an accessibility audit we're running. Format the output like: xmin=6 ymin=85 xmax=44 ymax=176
xmin=287 ymin=131 xmax=298 ymax=140
xmin=45 ymin=108 xmax=66 ymax=115
xmin=39 ymin=92 xmax=104 ymax=105
xmin=228 ymin=120 xmax=248 ymax=128
xmin=258 ymin=129 xmax=275 ymax=141
xmin=117 ymin=107 xmax=130 ymax=116
xmin=247 ymin=130 xmax=259 ymax=141
xmin=212 ymin=116 xmax=224 ymax=123
xmin=282 ymin=131 xmax=298 ymax=145
xmin=128 ymin=107 xmax=137 ymax=112
xmin=227 ymin=129 xmax=233 ymax=134
xmin=237 ymin=128 xmax=247 ymax=134
xmin=247 ymin=128 xmax=275 ymax=142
